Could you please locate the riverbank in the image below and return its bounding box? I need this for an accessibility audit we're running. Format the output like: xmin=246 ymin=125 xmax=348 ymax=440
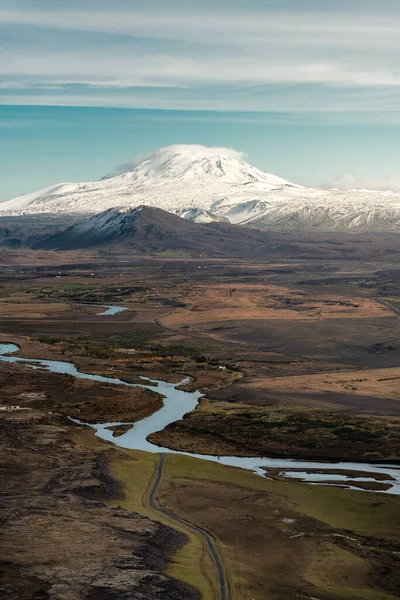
xmin=149 ymin=396 xmax=400 ymax=464
xmin=2 ymin=341 xmax=399 ymax=494
xmin=0 ymin=342 xmax=399 ymax=599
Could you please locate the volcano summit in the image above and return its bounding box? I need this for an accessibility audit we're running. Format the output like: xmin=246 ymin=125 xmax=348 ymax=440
xmin=1 ymin=145 xmax=400 ymax=231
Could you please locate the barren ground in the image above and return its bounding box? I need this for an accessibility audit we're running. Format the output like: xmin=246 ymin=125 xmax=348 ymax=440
xmin=1 ymin=238 xmax=400 ymax=599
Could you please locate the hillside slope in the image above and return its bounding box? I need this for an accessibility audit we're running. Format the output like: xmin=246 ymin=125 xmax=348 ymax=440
xmin=35 ymin=205 xmax=274 ymax=257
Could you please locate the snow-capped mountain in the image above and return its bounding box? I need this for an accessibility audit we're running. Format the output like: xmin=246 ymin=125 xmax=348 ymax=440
xmin=102 ymin=145 xmax=292 ymax=187
xmin=1 ymin=144 xmax=400 ymax=231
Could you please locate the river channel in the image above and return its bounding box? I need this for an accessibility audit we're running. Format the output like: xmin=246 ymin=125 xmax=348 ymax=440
xmin=1 ymin=342 xmax=399 ymax=495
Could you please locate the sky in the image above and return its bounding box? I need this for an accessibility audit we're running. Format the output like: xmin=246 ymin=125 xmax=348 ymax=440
xmin=1 ymin=0 xmax=400 ymax=200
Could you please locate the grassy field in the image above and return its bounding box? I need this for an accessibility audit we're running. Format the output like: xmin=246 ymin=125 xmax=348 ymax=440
xmin=0 ymin=301 xmax=69 ymax=318
xmin=160 ymin=283 xmax=389 ymax=328
xmin=160 ymin=453 xmax=400 ymax=600
xmin=73 ymin=429 xmax=399 ymax=600
xmin=161 ymin=452 xmax=400 ymax=539
xmin=107 ymin=449 xmax=220 ymax=599
xmin=70 ymin=429 xmax=218 ymax=597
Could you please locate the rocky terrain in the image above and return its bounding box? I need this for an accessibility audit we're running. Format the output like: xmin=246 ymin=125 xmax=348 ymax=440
xmin=0 ymin=411 xmax=197 ymax=600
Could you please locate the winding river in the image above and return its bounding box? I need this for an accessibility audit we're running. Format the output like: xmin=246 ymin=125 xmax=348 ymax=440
xmin=1 ymin=342 xmax=399 ymax=495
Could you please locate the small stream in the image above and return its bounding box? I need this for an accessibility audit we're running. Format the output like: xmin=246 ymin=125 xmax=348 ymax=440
xmin=96 ymin=305 xmax=128 ymax=316
xmin=1 ymin=342 xmax=399 ymax=495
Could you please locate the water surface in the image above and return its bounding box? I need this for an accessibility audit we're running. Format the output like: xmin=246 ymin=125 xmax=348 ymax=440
xmin=1 ymin=342 xmax=399 ymax=495
xmin=97 ymin=305 xmax=127 ymax=316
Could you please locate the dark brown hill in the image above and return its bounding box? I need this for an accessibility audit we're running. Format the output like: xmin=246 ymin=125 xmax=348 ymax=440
xmin=34 ymin=205 xmax=274 ymax=257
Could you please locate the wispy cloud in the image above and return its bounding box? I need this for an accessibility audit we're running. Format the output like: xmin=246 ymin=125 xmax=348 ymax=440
xmin=327 ymin=172 xmax=400 ymax=191
xmin=1 ymin=0 xmax=400 ymax=111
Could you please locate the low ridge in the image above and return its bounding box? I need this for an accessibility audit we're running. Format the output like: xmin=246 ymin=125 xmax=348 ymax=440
xmin=35 ymin=205 xmax=273 ymax=257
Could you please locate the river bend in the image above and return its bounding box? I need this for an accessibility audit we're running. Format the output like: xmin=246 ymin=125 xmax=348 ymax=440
xmin=1 ymin=342 xmax=399 ymax=495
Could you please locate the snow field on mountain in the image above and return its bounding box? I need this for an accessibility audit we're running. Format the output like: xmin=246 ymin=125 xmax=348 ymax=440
xmin=1 ymin=145 xmax=400 ymax=231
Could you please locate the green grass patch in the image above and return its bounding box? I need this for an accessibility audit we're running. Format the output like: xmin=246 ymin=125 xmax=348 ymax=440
xmin=153 ymin=250 xmax=192 ymax=257
xmin=164 ymin=452 xmax=400 ymax=542
xmin=108 ymin=450 xmax=219 ymax=599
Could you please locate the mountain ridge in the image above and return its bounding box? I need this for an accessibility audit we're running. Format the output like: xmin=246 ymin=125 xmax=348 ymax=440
xmin=2 ymin=145 xmax=400 ymax=231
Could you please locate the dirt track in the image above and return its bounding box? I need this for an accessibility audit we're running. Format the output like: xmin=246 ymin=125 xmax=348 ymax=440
xmin=149 ymin=454 xmax=229 ymax=600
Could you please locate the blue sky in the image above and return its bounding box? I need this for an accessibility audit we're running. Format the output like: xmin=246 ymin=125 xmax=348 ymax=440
xmin=1 ymin=0 xmax=400 ymax=199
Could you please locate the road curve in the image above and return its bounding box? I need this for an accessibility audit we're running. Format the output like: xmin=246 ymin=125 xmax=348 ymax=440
xmin=149 ymin=453 xmax=228 ymax=600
